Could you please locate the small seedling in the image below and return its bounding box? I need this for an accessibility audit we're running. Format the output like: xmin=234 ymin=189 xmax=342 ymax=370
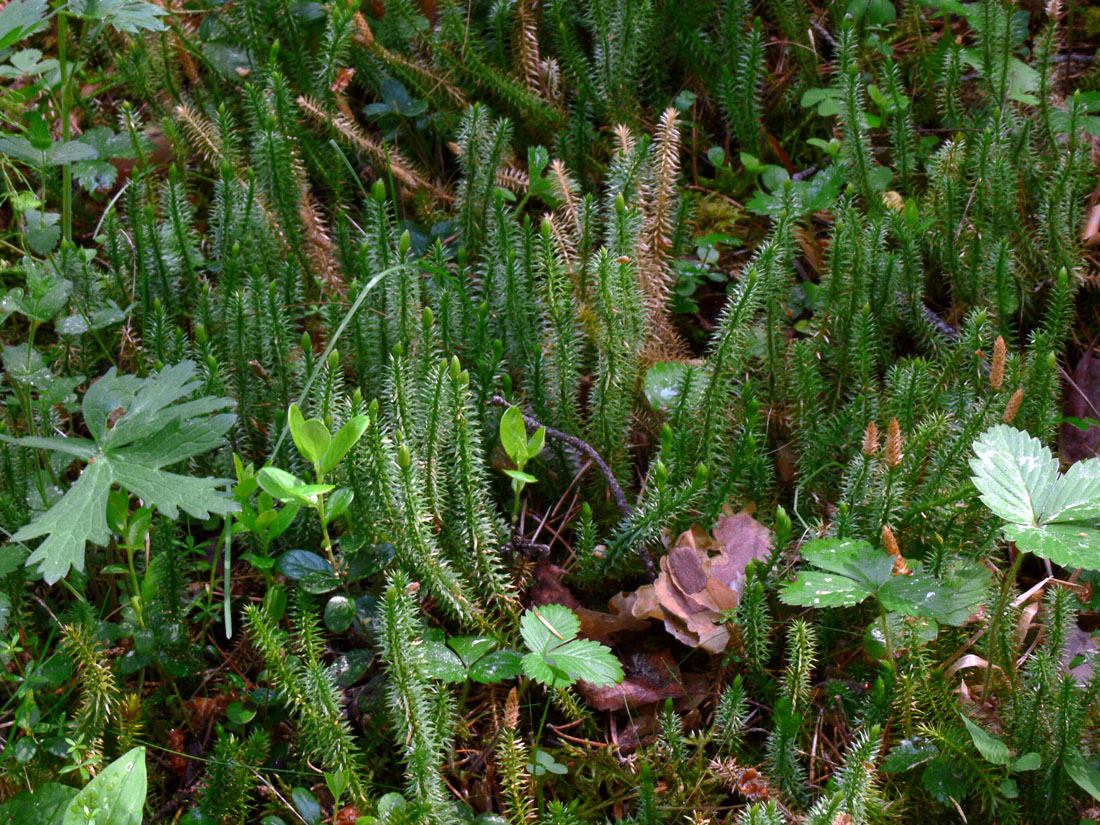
xmin=499 ymin=405 xmax=545 ymax=522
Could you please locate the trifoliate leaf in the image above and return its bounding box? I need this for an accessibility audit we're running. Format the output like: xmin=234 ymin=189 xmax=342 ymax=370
xmin=67 ymin=0 xmax=166 ymax=32
xmin=1038 ymin=458 xmax=1100 ymax=523
xmin=970 ymin=425 xmax=1058 ymax=526
xmin=780 ymin=539 xmax=986 ymax=627
xmin=528 ymin=750 xmax=568 ymax=776
xmin=970 ymin=425 xmax=1100 ymax=570
xmin=0 ymin=0 xmax=49 ymax=51
xmin=1003 ymin=523 xmax=1100 ymax=570
xmin=420 ymin=640 xmax=467 ymax=683
xmin=520 ymin=604 xmax=580 ymax=654
xmin=779 ymin=570 xmax=871 ymax=608
xmin=519 ymin=604 xmax=622 ymax=688
xmin=541 ymin=638 xmax=622 ymax=687
xmin=4 ymin=362 xmax=237 ymax=583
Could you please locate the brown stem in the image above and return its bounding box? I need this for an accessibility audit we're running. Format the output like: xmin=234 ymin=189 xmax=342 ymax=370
xmin=488 ymin=396 xmax=656 ymax=579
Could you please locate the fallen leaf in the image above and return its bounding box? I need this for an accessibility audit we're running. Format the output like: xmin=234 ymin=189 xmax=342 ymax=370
xmin=1061 ymin=626 xmax=1097 ymax=685
xmin=1062 ymin=351 xmax=1100 ymax=463
xmin=576 ymin=649 xmax=687 ymax=711
xmin=624 ymin=511 xmax=773 ymax=653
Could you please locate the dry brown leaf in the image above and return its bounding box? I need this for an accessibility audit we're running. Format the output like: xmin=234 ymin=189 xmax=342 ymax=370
xmin=622 ymin=510 xmax=773 ymax=653
xmin=576 ymin=648 xmax=687 ymax=711
xmin=1062 ymin=350 xmax=1100 ymax=462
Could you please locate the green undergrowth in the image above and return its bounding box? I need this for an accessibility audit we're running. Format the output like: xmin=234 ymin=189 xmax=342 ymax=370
xmin=2 ymin=0 xmax=1100 ymax=823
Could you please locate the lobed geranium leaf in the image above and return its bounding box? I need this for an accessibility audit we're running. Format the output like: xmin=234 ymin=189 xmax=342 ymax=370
xmin=14 ymin=459 xmax=113 ymax=582
xmin=7 ymin=361 xmax=237 ymax=583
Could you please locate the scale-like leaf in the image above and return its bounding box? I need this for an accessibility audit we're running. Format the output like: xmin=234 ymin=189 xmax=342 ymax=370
xmin=969 ymin=425 xmax=1058 ymax=526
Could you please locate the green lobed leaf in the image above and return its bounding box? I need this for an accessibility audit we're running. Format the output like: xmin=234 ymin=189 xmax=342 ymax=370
xmin=67 ymin=0 xmax=167 ymax=32
xmin=108 ymin=459 xmax=236 ymax=521
xmin=8 ymin=362 xmax=237 ymax=582
xmin=15 ymin=458 xmax=113 ymax=583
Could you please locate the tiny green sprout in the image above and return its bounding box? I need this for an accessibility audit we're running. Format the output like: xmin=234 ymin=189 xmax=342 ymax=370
xmin=499 ymin=406 xmax=546 ymax=522
xmin=256 ymin=403 xmax=369 ymax=576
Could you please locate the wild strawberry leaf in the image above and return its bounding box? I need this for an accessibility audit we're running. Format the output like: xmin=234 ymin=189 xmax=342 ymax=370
xmin=971 ymin=425 xmax=1100 ymax=569
xmin=780 ymin=539 xmax=988 ymax=626
xmin=1003 ymin=523 xmax=1100 ymax=570
xmin=520 ymin=604 xmax=622 ymax=688
xmin=969 ymin=425 xmax=1058 ymax=527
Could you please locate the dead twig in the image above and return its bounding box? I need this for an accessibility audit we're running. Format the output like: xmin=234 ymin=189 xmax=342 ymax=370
xmin=489 ymin=396 xmax=657 ymax=579
xmin=489 ymin=396 xmax=634 ymax=519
